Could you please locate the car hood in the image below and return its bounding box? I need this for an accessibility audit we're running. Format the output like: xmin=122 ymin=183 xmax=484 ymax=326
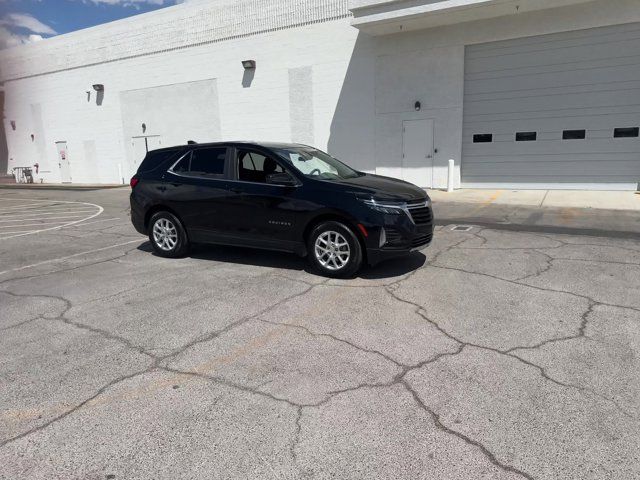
xmin=331 ymin=173 xmax=428 ymax=202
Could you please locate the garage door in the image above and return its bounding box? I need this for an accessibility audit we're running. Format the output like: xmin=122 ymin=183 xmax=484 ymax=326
xmin=462 ymin=23 xmax=640 ymax=190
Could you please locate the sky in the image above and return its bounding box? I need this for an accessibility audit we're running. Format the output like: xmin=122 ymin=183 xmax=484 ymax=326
xmin=0 ymin=0 xmax=192 ymax=49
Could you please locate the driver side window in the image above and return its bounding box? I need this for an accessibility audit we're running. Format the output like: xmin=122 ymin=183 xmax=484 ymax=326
xmin=236 ymin=149 xmax=284 ymax=183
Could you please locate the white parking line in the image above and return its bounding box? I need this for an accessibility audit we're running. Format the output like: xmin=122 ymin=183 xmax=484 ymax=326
xmin=0 ymin=209 xmax=98 ymax=217
xmin=0 ymin=239 xmax=142 ymax=276
xmin=0 ymin=203 xmax=95 ymax=212
xmin=68 ymin=217 xmax=121 ymax=227
xmin=0 ymin=216 xmax=89 ymax=223
xmin=0 ymin=230 xmax=35 ymax=237
xmin=0 ymin=204 xmax=70 ymax=211
xmin=0 ymin=221 xmax=93 ymax=228
xmin=0 ymin=198 xmax=103 ymax=240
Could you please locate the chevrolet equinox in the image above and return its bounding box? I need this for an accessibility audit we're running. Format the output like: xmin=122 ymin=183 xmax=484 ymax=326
xmin=130 ymin=142 xmax=433 ymax=277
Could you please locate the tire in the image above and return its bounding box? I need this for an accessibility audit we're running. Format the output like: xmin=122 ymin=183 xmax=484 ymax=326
xmin=307 ymin=221 xmax=363 ymax=278
xmin=148 ymin=211 xmax=190 ymax=258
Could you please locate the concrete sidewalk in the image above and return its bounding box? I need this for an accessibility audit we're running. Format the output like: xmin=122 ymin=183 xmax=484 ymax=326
xmin=431 ymin=189 xmax=640 ymax=238
xmin=429 ymin=189 xmax=640 ymax=212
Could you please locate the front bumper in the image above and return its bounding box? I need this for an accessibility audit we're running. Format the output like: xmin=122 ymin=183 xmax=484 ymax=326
xmin=362 ymin=204 xmax=434 ymax=266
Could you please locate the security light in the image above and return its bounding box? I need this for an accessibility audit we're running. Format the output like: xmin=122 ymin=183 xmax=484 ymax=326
xmin=92 ymin=84 xmax=104 ymax=92
xmin=241 ymin=60 xmax=256 ymax=70
xmin=414 ymin=101 xmax=421 ymax=111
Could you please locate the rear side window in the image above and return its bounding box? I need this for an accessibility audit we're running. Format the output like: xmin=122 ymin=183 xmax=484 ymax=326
xmin=137 ymin=149 xmax=183 ymax=173
xmin=171 ymin=147 xmax=227 ymax=177
xmin=191 ymin=148 xmax=227 ymax=175
xmin=172 ymin=154 xmax=191 ymax=173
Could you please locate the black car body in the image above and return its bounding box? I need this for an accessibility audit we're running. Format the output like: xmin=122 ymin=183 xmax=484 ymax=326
xmin=130 ymin=141 xmax=433 ymax=276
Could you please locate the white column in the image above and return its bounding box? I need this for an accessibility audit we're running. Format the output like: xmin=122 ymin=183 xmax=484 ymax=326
xmin=447 ymin=159 xmax=455 ymax=192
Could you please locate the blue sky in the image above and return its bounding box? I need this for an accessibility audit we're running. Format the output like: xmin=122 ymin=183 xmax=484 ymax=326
xmin=0 ymin=0 xmax=184 ymax=49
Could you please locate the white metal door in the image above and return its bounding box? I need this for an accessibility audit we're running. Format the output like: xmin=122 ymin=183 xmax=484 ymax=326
xmin=130 ymin=137 xmax=147 ymax=174
xmin=462 ymin=22 xmax=640 ymax=190
xmin=130 ymin=135 xmax=162 ymax=175
xmin=146 ymin=136 xmax=162 ymax=151
xmin=402 ymin=119 xmax=434 ymax=188
xmin=55 ymin=141 xmax=71 ymax=183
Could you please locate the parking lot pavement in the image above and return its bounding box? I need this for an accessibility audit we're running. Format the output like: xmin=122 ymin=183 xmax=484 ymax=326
xmin=0 ymin=189 xmax=639 ymax=480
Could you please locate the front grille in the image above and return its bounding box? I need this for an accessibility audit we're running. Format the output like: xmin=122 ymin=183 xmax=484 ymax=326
xmin=407 ymin=201 xmax=432 ymax=225
xmin=411 ymin=233 xmax=433 ymax=248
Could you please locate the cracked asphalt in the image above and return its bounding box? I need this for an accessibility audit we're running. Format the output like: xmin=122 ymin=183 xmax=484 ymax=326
xmin=0 ymin=188 xmax=639 ymax=480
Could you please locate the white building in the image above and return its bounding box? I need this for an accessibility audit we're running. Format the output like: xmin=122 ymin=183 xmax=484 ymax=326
xmin=1 ymin=0 xmax=639 ymax=190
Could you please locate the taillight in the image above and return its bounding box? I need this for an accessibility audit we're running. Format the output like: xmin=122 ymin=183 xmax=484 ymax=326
xmin=130 ymin=177 xmax=139 ymax=188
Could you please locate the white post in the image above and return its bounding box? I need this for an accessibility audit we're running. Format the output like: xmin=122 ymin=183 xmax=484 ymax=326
xmin=447 ymin=159 xmax=455 ymax=192
xmin=118 ymin=163 xmax=124 ymax=184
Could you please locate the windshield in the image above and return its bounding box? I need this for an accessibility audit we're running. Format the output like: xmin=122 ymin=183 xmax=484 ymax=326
xmin=273 ymin=146 xmax=362 ymax=181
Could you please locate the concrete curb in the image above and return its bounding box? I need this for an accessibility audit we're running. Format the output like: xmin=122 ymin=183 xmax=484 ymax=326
xmin=0 ymin=184 xmax=128 ymax=191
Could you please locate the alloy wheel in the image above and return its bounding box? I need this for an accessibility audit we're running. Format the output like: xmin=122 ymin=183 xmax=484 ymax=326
xmin=314 ymin=230 xmax=350 ymax=271
xmin=152 ymin=218 xmax=178 ymax=251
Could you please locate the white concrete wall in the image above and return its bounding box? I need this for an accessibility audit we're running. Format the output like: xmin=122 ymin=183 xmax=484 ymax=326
xmin=1 ymin=0 xmax=638 ymax=187
xmin=2 ymin=14 xmax=374 ymax=183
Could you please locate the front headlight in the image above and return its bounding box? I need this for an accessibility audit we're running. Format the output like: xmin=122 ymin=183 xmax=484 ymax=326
xmin=359 ymin=198 xmax=406 ymax=215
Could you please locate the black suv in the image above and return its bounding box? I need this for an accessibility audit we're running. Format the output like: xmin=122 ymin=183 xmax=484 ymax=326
xmin=130 ymin=142 xmax=433 ymax=277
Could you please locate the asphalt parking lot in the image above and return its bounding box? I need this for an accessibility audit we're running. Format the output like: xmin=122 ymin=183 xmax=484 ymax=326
xmin=1 ymin=188 xmax=639 ymax=480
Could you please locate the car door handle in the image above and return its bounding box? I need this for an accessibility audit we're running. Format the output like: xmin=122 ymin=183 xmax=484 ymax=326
xmin=230 ymin=187 xmax=244 ymax=194
xmin=157 ymin=186 xmax=167 ymax=192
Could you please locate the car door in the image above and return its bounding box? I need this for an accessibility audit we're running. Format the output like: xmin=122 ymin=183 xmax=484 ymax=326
xmin=226 ymin=147 xmax=299 ymax=249
xmin=162 ymin=145 xmax=233 ymax=241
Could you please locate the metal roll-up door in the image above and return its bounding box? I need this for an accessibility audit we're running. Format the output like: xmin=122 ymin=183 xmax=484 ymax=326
xmin=462 ymin=22 xmax=640 ymax=190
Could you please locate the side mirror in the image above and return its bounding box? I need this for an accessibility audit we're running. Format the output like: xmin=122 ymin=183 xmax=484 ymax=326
xmin=266 ymin=172 xmax=297 ymax=186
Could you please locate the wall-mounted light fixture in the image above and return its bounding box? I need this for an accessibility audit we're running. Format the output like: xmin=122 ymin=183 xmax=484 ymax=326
xmin=241 ymin=60 xmax=256 ymax=70
xmin=92 ymin=84 xmax=104 ymax=92
xmin=414 ymin=101 xmax=421 ymax=111
xmin=10 ymin=120 xmax=16 ymax=131
xmin=142 ymin=123 xmax=146 ymax=133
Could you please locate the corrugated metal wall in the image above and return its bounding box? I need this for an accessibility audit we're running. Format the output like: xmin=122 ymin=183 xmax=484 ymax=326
xmin=462 ymin=22 xmax=640 ymax=189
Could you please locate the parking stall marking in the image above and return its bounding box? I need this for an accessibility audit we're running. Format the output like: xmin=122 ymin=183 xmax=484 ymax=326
xmin=0 ymin=238 xmax=141 ymax=276
xmin=0 ymin=198 xmax=104 ymax=240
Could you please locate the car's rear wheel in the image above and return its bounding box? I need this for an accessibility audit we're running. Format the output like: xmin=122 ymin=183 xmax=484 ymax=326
xmin=148 ymin=211 xmax=189 ymax=258
xmin=307 ymin=221 xmax=363 ymax=278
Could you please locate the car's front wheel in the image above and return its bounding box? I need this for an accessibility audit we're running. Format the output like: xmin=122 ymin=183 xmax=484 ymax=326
xmin=148 ymin=211 xmax=190 ymax=258
xmin=307 ymin=221 xmax=363 ymax=278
